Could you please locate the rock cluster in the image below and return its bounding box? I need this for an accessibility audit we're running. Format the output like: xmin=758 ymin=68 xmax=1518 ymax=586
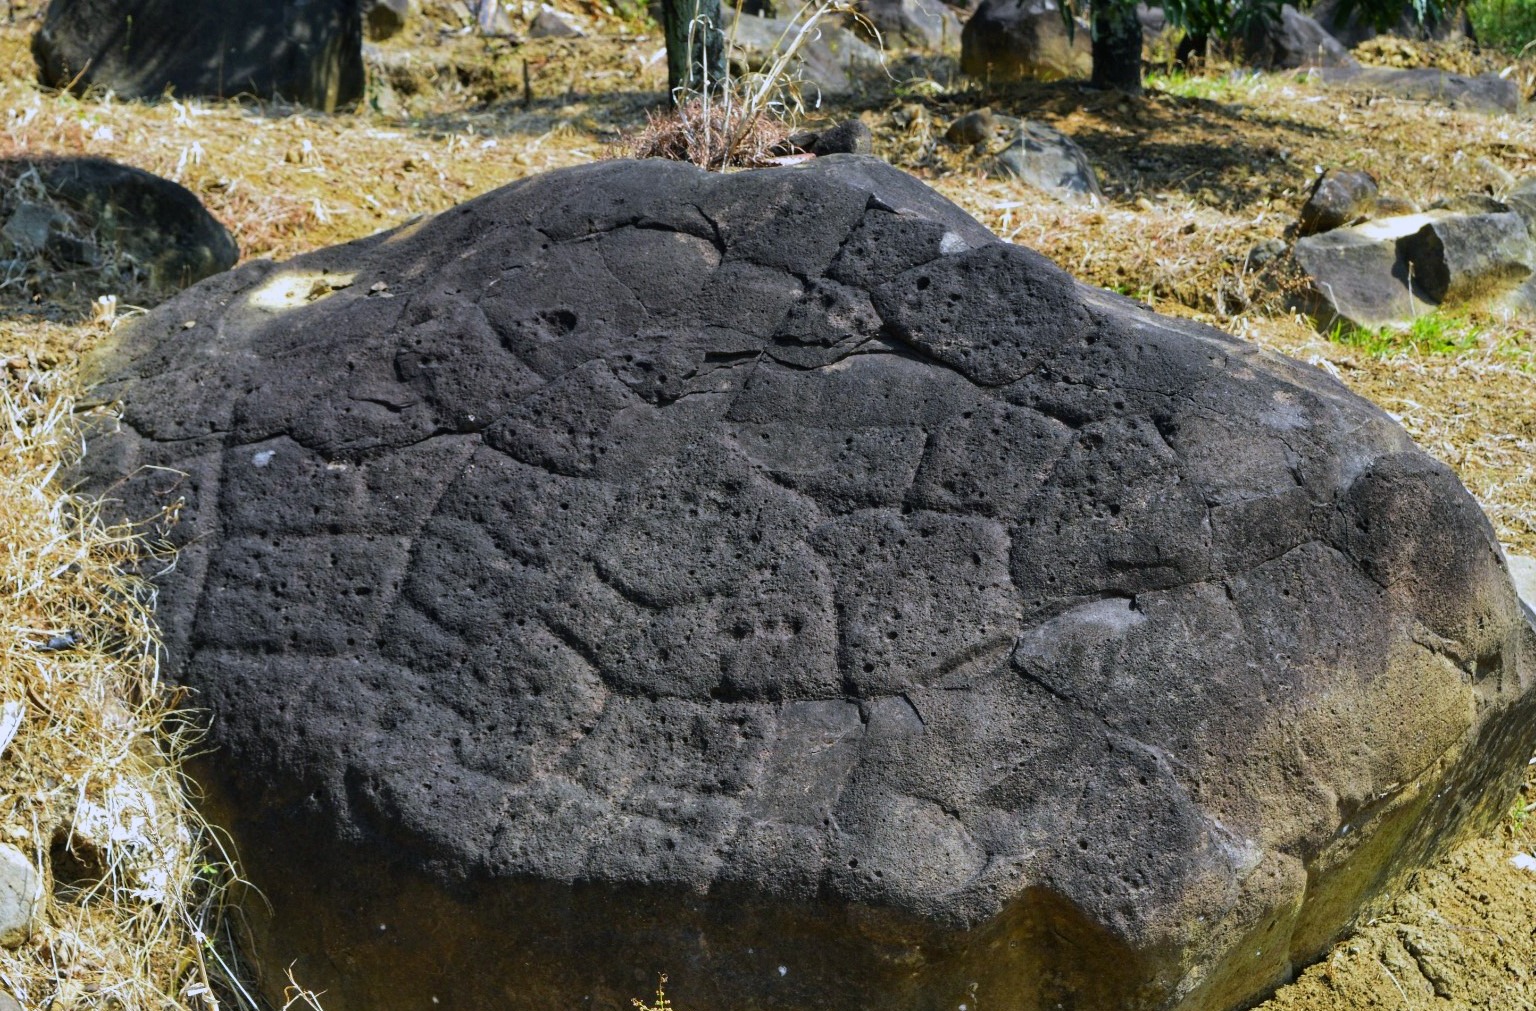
xmin=1285 ymin=172 xmax=1536 ymax=329
xmin=81 ymin=156 xmax=1536 ymax=1011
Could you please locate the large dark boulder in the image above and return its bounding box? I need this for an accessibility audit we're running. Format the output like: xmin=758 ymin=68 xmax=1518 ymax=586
xmin=33 ymin=0 xmax=365 ymax=111
xmin=961 ymin=0 xmax=1091 ymax=83
xmin=80 ymin=157 xmax=1536 ymax=1011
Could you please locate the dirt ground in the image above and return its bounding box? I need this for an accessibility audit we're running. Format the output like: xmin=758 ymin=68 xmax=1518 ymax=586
xmin=0 ymin=0 xmax=1533 ymax=1007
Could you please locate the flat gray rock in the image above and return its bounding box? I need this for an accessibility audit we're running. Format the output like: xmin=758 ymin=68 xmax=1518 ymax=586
xmin=1292 ymin=209 xmax=1536 ymax=328
xmin=0 ymin=845 xmax=37 ymax=949
xmin=80 ymin=156 xmax=1536 ymax=1011
xmin=1317 ymin=65 xmax=1520 ymax=114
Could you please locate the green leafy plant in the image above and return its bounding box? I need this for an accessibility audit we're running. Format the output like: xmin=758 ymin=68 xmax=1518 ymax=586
xmin=1469 ymin=0 xmax=1536 ymax=51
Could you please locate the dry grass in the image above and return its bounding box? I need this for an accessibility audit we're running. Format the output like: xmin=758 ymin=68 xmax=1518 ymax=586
xmin=0 ymin=327 xmax=244 ymax=1011
xmin=627 ymin=96 xmax=792 ymax=166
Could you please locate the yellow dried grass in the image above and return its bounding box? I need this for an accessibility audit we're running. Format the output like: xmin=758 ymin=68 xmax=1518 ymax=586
xmin=0 ymin=340 xmax=242 ymax=1011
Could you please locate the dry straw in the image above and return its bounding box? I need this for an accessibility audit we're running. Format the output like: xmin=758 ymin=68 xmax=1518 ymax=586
xmin=0 ymin=345 xmax=245 ymax=1011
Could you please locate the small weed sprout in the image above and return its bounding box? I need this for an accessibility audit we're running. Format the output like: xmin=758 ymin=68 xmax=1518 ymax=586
xmin=633 ymin=973 xmax=673 ymax=1011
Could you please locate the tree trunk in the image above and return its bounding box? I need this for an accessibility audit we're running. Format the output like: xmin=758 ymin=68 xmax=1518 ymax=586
xmin=663 ymin=0 xmax=726 ymax=104
xmin=1090 ymin=0 xmax=1143 ymax=94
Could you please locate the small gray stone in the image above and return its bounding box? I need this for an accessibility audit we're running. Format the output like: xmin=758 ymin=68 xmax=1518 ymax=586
xmin=0 ymin=988 xmax=20 ymax=1011
xmin=529 ymin=6 xmax=583 ymax=38
xmin=1298 ymin=169 xmax=1378 ymax=237
xmin=1246 ymin=237 xmax=1288 ymax=269
xmin=993 ymin=121 xmax=1101 ymax=203
xmin=0 ymin=844 xmax=38 ymax=949
xmin=1509 ymin=554 xmax=1536 ymax=613
xmin=945 ymin=108 xmax=1003 ymax=146
xmin=788 ymin=121 xmax=874 ymax=157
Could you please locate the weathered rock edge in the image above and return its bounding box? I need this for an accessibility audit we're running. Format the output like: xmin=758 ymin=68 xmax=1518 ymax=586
xmin=77 ymin=156 xmax=1536 ymax=1011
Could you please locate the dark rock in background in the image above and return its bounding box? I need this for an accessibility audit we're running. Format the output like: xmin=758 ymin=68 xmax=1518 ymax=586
xmin=39 ymin=158 xmax=238 ymax=290
xmin=80 ymin=156 xmax=1536 ymax=1011
xmin=1309 ymin=0 xmax=1475 ymax=48
xmin=363 ymin=0 xmax=411 ymax=40
xmin=0 ymin=157 xmax=235 ymax=300
xmin=722 ymin=8 xmax=880 ymax=94
xmin=853 ymin=0 xmax=961 ymax=50
xmin=1244 ymin=4 xmax=1357 ymax=69
xmin=960 ymin=0 xmax=1091 ymax=83
xmin=33 ymin=0 xmax=365 ymax=112
xmin=1298 ymin=169 xmax=1378 ymax=237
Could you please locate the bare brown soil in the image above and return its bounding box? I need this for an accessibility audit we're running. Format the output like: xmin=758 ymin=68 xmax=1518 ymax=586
xmin=0 ymin=1 xmax=1531 ymax=1007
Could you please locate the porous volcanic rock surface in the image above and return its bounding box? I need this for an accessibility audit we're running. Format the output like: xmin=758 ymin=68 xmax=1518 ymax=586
xmin=80 ymin=156 xmax=1536 ymax=1011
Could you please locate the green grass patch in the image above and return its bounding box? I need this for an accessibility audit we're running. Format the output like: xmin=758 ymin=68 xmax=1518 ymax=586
xmin=1329 ymin=312 xmax=1483 ymax=356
